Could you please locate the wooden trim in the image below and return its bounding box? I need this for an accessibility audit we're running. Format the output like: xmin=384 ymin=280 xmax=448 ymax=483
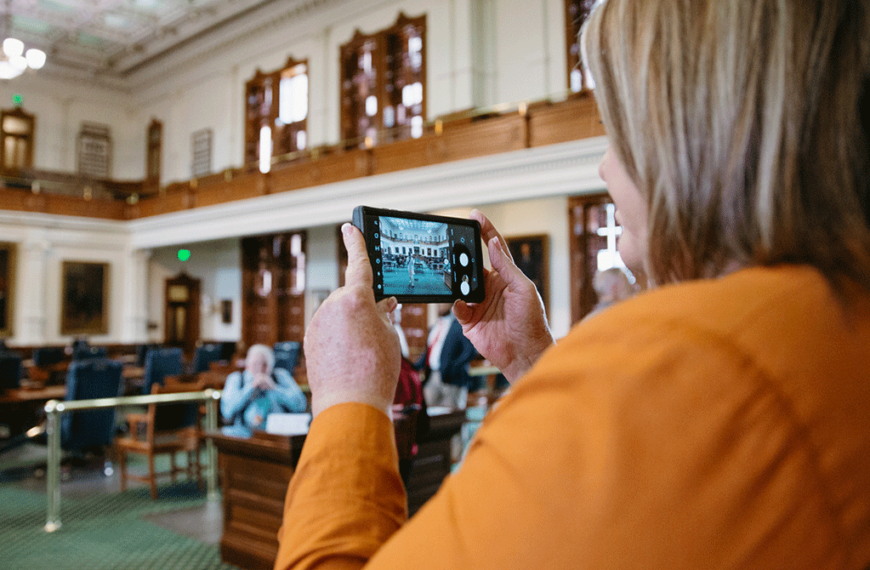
xmin=0 ymin=242 xmax=15 ymax=337
xmin=0 ymin=94 xmax=603 ymax=220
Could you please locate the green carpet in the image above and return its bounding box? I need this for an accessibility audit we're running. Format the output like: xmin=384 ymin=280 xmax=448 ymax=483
xmin=0 ymin=478 xmax=239 ymax=570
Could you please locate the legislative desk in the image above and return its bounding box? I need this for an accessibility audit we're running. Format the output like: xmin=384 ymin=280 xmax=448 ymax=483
xmin=210 ymin=407 xmax=466 ymax=570
xmin=0 ymin=385 xmax=67 ymax=437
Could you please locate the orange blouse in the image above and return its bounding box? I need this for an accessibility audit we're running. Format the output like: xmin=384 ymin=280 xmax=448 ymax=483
xmin=275 ymin=266 xmax=870 ymax=569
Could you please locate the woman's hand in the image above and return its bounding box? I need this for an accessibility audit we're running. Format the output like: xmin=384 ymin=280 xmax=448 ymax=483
xmin=454 ymin=210 xmax=555 ymax=383
xmin=303 ymin=223 xmax=401 ymax=418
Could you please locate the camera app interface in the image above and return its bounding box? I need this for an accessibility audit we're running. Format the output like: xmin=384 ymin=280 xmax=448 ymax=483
xmin=373 ymin=215 xmax=479 ymax=298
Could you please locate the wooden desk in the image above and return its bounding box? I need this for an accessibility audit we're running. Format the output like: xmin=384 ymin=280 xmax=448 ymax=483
xmin=210 ymin=408 xmax=465 ymax=570
xmin=0 ymin=385 xmax=67 ymax=437
xmin=0 ymin=385 xmax=67 ymax=403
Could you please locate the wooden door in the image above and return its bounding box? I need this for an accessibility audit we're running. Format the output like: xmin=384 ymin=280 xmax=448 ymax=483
xmin=241 ymin=231 xmax=307 ymax=347
xmin=400 ymin=304 xmax=427 ymax=363
xmin=0 ymin=108 xmax=34 ymax=171
xmin=165 ymin=273 xmax=200 ymax=356
xmin=569 ymin=193 xmax=612 ymax=323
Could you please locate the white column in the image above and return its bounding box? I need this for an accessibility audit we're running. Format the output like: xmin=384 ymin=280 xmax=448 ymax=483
xmin=470 ymin=0 xmax=497 ymax=107
xmin=446 ymin=0 xmax=474 ymax=111
xmin=17 ymin=234 xmax=51 ymax=345
xmin=120 ymin=248 xmax=151 ymax=343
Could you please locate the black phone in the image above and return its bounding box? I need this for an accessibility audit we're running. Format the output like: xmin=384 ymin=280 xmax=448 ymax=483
xmin=352 ymin=206 xmax=485 ymax=303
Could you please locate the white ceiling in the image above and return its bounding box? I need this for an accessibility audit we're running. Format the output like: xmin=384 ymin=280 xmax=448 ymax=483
xmin=2 ymin=0 xmax=285 ymax=79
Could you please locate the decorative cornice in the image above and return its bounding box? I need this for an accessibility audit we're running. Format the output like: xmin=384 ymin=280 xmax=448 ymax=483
xmin=126 ymin=0 xmax=348 ymax=89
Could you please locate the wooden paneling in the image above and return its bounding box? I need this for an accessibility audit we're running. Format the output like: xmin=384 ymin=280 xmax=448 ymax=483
xmin=528 ymin=95 xmax=605 ymax=147
xmin=213 ymin=432 xmax=303 ymax=570
xmin=196 ymin=170 xmax=267 ymax=208
xmin=211 ymin=408 xmax=465 ymax=570
xmin=370 ymin=136 xmax=433 ymax=175
xmin=0 ymin=189 xmax=127 ymax=219
xmin=400 ymin=303 xmax=427 ymax=363
xmin=136 ymin=187 xmax=191 ymax=217
xmin=434 ymin=113 xmax=526 ymax=163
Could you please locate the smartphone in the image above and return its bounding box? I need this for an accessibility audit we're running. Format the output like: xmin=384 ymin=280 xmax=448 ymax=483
xmin=352 ymin=206 xmax=485 ymax=303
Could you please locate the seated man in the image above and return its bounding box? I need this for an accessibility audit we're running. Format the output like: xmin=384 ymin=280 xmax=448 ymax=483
xmin=220 ymin=343 xmax=307 ymax=437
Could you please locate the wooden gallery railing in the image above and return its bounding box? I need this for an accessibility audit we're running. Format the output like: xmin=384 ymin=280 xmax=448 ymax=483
xmin=0 ymin=94 xmax=604 ymax=221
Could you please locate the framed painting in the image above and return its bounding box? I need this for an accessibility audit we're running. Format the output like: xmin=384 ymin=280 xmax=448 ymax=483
xmin=61 ymin=261 xmax=109 ymax=335
xmin=506 ymin=234 xmax=549 ymax=312
xmin=0 ymin=243 xmax=15 ymax=337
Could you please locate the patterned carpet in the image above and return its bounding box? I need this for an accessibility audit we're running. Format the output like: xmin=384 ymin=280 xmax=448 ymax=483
xmin=0 ymin=451 xmax=240 ymax=570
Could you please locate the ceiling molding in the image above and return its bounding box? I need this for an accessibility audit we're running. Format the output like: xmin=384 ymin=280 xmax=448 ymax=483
xmin=123 ymin=0 xmax=347 ymax=87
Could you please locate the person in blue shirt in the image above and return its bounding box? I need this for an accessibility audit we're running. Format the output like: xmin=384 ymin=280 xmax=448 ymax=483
xmin=220 ymin=343 xmax=307 ymax=437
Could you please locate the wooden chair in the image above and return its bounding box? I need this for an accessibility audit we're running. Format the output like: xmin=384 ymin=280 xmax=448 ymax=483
xmin=115 ymin=381 xmax=204 ymax=499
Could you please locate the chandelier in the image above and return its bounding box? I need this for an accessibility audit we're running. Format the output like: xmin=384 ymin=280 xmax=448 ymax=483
xmin=0 ymin=37 xmax=45 ymax=80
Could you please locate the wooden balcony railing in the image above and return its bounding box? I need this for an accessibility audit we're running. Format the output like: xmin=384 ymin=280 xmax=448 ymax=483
xmin=0 ymin=93 xmax=604 ymax=221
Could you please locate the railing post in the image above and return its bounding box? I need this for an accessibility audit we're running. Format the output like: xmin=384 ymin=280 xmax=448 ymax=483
xmin=38 ymin=390 xmax=219 ymax=531
xmin=44 ymin=400 xmax=63 ymax=532
xmin=204 ymin=389 xmax=220 ymax=502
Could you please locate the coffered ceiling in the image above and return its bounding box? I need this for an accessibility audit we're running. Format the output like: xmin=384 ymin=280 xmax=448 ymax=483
xmin=1 ymin=0 xmax=286 ymax=80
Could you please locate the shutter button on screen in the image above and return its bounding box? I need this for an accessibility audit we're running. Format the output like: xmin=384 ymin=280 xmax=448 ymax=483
xmin=459 ymin=252 xmax=469 ymax=267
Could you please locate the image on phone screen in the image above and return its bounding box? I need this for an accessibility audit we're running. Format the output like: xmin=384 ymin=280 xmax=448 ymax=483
xmin=353 ymin=206 xmax=484 ymax=303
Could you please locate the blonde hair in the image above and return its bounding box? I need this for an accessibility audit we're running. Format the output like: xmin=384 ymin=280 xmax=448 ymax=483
xmin=582 ymin=0 xmax=870 ymax=288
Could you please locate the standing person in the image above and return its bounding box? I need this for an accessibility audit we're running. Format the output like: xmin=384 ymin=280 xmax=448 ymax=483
xmin=275 ymin=1 xmax=870 ymax=568
xmin=220 ymin=344 xmax=307 ymax=437
xmin=417 ymin=303 xmax=477 ymax=409
xmin=407 ymin=254 xmax=416 ymax=289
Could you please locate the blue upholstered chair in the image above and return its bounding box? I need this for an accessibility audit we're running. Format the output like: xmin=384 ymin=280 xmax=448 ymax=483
xmin=60 ymin=358 xmax=123 ymax=453
xmin=191 ymin=343 xmax=223 ymax=373
xmin=0 ymin=351 xmax=23 ymax=392
xmin=30 ymin=346 xmax=69 ymax=385
xmin=273 ymin=341 xmax=301 ymax=376
xmin=32 ymin=346 xmax=66 ymax=367
xmin=72 ymin=345 xmax=108 ymax=361
xmin=142 ymin=347 xmax=183 ymax=395
xmin=135 ymin=343 xmax=158 ymax=368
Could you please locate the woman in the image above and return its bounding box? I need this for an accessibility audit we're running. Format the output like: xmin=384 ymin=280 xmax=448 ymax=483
xmin=276 ymin=0 xmax=870 ymax=568
xmin=220 ymin=343 xmax=307 ymax=437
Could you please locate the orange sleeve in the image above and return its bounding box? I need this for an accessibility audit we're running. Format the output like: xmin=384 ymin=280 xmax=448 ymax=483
xmin=274 ymin=403 xmax=407 ymax=570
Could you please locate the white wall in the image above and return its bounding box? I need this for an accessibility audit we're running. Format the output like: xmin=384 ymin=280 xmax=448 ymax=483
xmin=0 ymin=212 xmax=133 ymax=345
xmin=148 ymin=238 xmax=242 ymax=343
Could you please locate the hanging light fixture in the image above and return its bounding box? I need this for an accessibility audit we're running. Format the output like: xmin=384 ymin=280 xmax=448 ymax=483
xmin=0 ymin=2 xmax=46 ymax=81
xmin=0 ymin=36 xmax=45 ymax=79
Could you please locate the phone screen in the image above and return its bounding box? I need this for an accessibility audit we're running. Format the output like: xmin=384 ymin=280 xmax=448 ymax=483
xmin=353 ymin=206 xmax=485 ymax=303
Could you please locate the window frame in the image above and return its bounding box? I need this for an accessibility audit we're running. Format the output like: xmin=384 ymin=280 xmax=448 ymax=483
xmin=564 ymin=0 xmax=596 ymax=94
xmin=244 ymin=56 xmax=310 ymax=170
xmin=340 ymin=12 xmax=426 ymax=148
